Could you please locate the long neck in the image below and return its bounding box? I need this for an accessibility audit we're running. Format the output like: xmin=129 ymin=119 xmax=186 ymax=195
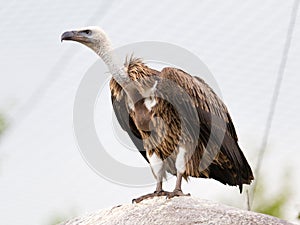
xmin=95 ymin=40 xmax=130 ymax=85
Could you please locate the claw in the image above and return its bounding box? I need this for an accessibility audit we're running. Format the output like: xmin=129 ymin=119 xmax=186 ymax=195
xmin=132 ymin=190 xmax=171 ymax=203
xmin=166 ymin=190 xmax=191 ymax=199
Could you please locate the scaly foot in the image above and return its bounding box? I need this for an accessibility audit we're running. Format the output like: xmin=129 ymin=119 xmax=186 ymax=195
xmin=132 ymin=190 xmax=171 ymax=203
xmin=166 ymin=189 xmax=191 ymax=199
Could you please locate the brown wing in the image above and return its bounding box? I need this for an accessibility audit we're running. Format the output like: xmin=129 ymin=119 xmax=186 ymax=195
xmin=158 ymin=67 xmax=254 ymax=192
xmin=109 ymin=79 xmax=149 ymax=163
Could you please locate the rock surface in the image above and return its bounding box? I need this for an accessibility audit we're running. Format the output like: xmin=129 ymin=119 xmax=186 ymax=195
xmin=59 ymin=197 xmax=295 ymax=225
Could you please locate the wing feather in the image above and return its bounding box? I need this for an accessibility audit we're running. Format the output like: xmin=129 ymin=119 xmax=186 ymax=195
xmin=110 ymin=79 xmax=148 ymax=163
xmin=159 ymin=68 xmax=253 ymax=190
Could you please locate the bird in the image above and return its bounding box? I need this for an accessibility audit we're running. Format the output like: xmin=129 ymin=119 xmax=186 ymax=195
xmin=61 ymin=26 xmax=254 ymax=203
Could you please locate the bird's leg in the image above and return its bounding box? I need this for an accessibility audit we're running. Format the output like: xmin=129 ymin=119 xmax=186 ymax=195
xmin=132 ymin=179 xmax=170 ymax=204
xmin=132 ymin=153 xmax=170 ymax=203
xmin=154 ymin=180 xmax=171 ymax=195
xmin=167 ymin=172 xmax=191 ymax=199
xmin=166 ymin=146 xmax=190 ymax=199
xmin=154 ymin=180 xmax=163 ymax=193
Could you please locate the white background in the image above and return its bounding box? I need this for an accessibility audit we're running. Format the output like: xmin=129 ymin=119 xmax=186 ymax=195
xmin=0 ymin=0 xmax=299 ymax=224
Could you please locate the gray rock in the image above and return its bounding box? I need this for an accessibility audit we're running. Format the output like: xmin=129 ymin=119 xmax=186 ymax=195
xmin=59 ymin=197 xmax=295 ymax=225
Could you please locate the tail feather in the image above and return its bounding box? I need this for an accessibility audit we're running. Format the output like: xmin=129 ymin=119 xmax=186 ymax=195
xmin=208 ymin=131 xmax=254 ymax=192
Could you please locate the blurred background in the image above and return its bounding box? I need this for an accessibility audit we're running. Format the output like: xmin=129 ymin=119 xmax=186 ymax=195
xmin=0 ymin=0 xmax=300 ymax=224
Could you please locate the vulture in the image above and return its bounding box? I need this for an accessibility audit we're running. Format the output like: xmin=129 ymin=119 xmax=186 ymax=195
xmin=61 ymin=27 xmax=254 ymax=203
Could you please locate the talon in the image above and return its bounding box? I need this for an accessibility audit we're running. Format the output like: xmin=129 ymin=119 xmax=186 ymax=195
xmin=132 ymin=190 xmax=171 ymax=203
xmin=166 ymin=190 xmax=191 ymax=199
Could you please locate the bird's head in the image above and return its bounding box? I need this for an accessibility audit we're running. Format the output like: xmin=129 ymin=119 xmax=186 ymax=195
xmin=61 ymin=26 xmax=111 ymax=55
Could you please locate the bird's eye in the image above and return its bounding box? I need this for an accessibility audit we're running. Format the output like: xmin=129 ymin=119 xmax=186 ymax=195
xmin=82 ymin=30 xmax=92 ymax=35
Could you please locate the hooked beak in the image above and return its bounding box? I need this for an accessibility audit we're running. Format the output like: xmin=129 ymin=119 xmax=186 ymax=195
xmin=61 ymin=30 xmax=90 ymax=43
xmin=61 ymin=31 xmax=76 ymax=42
